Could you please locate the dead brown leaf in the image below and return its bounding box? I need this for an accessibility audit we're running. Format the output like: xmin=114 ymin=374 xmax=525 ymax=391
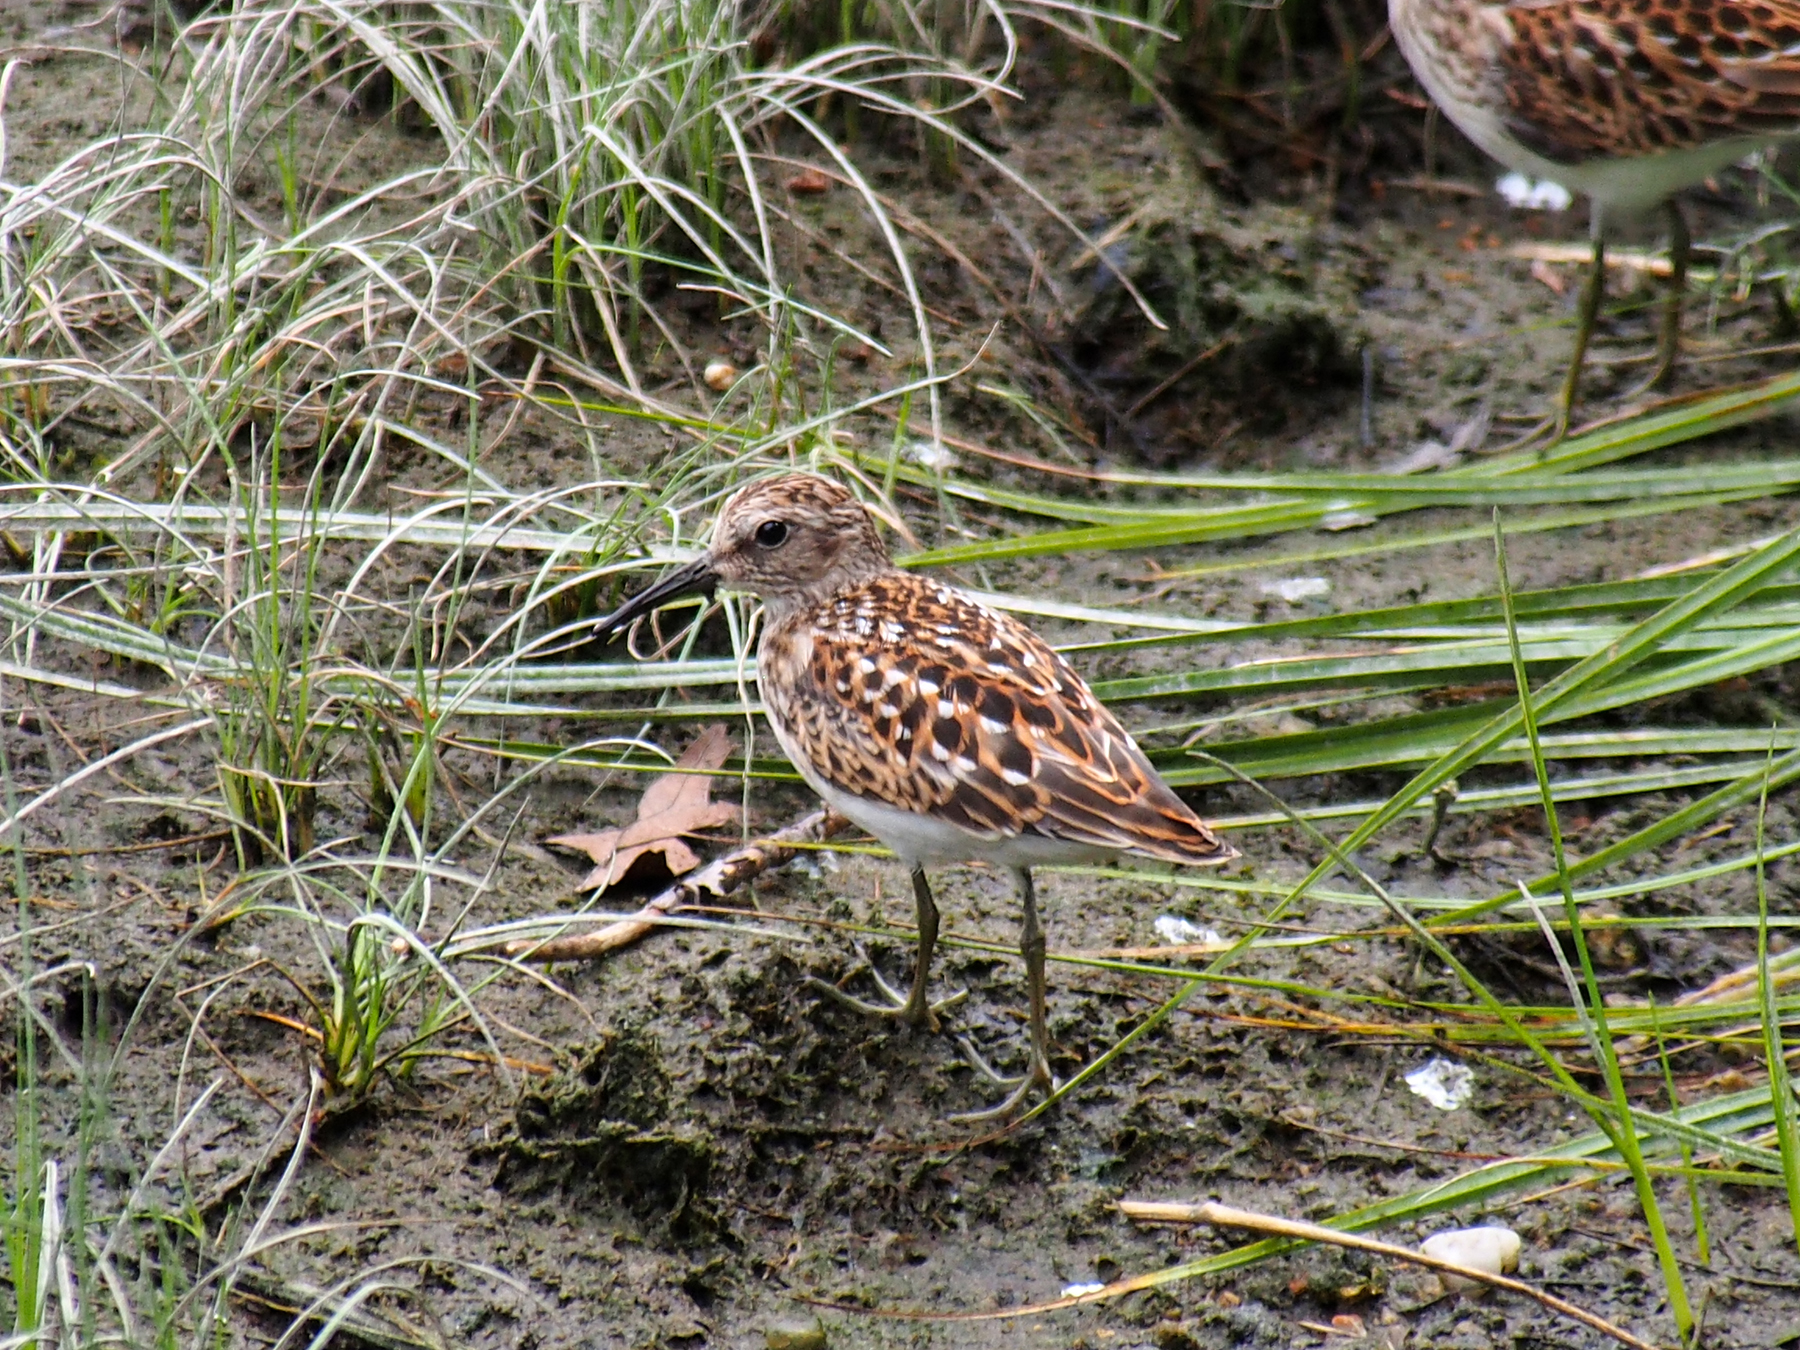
xmin=549 ymin=724 xmax=740 ymax=891
xmin=786 ymin=166 xmax=832 ymax=194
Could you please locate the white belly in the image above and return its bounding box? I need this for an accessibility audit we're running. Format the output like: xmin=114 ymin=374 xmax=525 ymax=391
xmin=813 ymin=777 xmax=1117 ymax=870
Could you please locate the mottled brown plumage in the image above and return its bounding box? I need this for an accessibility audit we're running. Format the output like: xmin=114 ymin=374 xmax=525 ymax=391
xmin=1393 ymin=0 xmax=1800 ymax=193
xmin=1390 ymin=0 xmax=1800 ymax=434
xmin=1500 ymin=0 xmax=1800 ymax=163
xmin=593 ymin=472 xmax=1235 ymax=1119
xmin=760 ymin=571 xmax=1230 ymax=867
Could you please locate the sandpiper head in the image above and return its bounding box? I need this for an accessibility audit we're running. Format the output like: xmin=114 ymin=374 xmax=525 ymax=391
xmin=706 ymin=473 xmax=891 ymax=599
xmin=593 ymin=473 xmax=892 ymax=640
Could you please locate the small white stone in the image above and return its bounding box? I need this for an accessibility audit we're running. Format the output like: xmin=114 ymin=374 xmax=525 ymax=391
xmin=1383 ymin=439 xmax=1460 ymax=475
xmin=1154 ymin=915 xmax=1224 ymax=948
xmin=703 ymin=359 xmax=738 ymax=391
xmin=910 ymin=439 xmax=957 ymax=472
xmin=1421 ymin=1225 xmax=1521 ymax=1294
xmin=1405 ymin=1056 xmax=1475 ymax=1110
xmin=1259 ymin=576 xmax=1331 ymax=605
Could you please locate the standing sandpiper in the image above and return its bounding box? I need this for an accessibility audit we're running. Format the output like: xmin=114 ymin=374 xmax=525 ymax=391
xmin=1388 ymin=0 xmax=1800 ymax=436
xmin=594 ymin=473 xmax=1237 ymax=1118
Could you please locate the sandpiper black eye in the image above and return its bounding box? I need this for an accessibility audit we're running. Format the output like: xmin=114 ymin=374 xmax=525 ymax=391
xmin=754 ymin=519 xmax=790 ymax=549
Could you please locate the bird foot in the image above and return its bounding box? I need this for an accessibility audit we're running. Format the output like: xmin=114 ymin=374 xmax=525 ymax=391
xmin=1488 ymin=412 xmax=1564 ymax=457
xmin=1618 ymin=356 xmax=1678 ymax=404
xmin=948 ymin=1034 xmax=1058 ymax=1122
xmin=803 ymin=956 xmax=967 ymax=1033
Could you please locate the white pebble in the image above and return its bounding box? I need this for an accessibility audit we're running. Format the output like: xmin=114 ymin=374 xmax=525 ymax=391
xmin=909 ymin=439 xmax=957 ymax=472
xmin=1421 ymin=1225 xmax=1521 ymax=1294
xmin=1154 ymin=915 xmax=1224 ymax=948
xmin=1259 ymin=576 xmax=1331 ymax=605
xmin=1404 ymin=1055 xmax=1474 ymax=1110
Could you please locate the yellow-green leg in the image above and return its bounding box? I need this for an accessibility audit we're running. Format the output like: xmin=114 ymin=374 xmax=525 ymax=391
xmin=949 ymin=867 xmax=1057 ymax=1122
xmin=1646 ymin=199 xmax=1689 ymax=392
xmin=805 ymin=865 xmax=967 ymax=1031
xmin=1552 ymin=234 xmax=1606 ymax=445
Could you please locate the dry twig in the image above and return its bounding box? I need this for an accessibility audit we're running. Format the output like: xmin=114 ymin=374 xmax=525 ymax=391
xmin=505 ymin=809 xmax=852 ymax=962
xmin=1121 ymin=1200 xmax=1658 ymax=1350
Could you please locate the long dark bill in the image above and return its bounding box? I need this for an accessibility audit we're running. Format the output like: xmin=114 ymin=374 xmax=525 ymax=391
xmin=592 ymin=557 xmax=719 ymax=643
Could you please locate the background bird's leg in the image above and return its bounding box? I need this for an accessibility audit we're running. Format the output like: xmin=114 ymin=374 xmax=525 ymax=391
xmin=1553 ymin=232 xmax=1606 ymax=445
xmin=1648 ymin=199 xmax=1688 ymax=391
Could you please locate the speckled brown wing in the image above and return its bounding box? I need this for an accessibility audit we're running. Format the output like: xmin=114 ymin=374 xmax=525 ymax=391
xmin=1495 ymin=0 xmax=1800 ymax=162
xmin=759 ymin=572 xmax=1234 ymax=865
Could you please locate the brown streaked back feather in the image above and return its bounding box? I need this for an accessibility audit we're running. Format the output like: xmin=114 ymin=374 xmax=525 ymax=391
xmin=1493 ymin=0 xmax=1800 ymax=162
xmin=758 ymin=571 xmax=1236 ymax=867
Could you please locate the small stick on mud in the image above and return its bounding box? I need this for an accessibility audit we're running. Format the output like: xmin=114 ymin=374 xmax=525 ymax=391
xmin=505 ymin=809 xmax=853 ymax=963
xmin=1121 ymin=1200 xmax=1658 ymax=1350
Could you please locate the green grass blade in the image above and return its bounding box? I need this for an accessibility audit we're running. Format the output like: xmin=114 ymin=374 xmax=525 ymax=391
xmin=1495 ymin=511 xmax=1692 ymax=1338
xmin=1276 ymin=523 xmax=1800 ymax=913
xmin=1755 ymin=740 xmax=1800 ymax=1250
xmin=1444 ymin=745 xmax=1800 ymax=924
xmin=1651 ymin=997 xmax=1711 ymax=1267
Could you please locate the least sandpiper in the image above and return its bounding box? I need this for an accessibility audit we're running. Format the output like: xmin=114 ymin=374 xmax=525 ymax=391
xmin=1389 ymin=0 xmax=1800 ymax=435
xmin=594 ymin=473 xmax=1237 ymax=1118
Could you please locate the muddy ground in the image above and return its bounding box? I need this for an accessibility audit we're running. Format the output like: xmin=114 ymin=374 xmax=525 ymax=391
xmin=7 ymin=5 xmax=1800 ymax=1348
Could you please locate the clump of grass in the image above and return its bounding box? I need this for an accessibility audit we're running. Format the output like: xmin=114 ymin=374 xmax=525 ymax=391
xmin=147 ymin=0 xmax=924 ymax=413
xmin=1166 ymin=0 xmax=1389 ymax=153
xmin=207 ymin=451 xmax=343 ymax=863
